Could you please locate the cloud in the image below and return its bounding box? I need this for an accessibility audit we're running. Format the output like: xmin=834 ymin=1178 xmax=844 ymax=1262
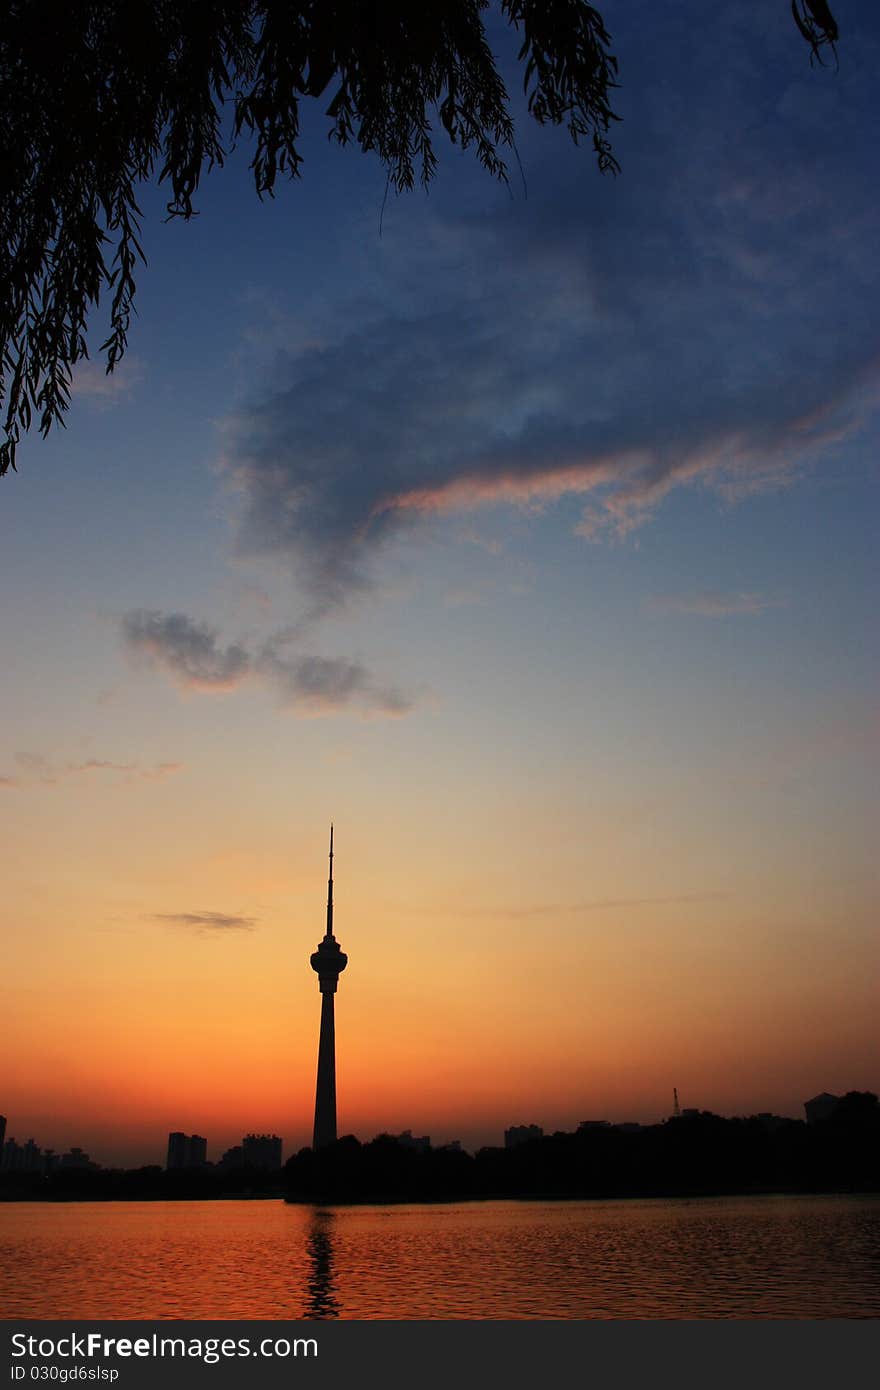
xmin=417 ymin=892 xmax=729 ymax=921
xmin=736 ymin=704 xmax=880 ymax=791
xmin=221 ymin=281 xmax=877 ymax=610
xmin=217 ymin=6 xmax=880 ymax=608
xmin=66 ymin=758 xmax=184 ymax=781
xmin=444 ymin=584 xmax=491 ymax=608
xmin=11 ymin=750 xmax=184 ymax=787
xmin=73 ymin=355 xmax=144 ymax=405
xmin=647 ymin=592 xmax=787 ymax=618
xmin=122 ymin=610 xmax=250 ymax=691
xmin=15 ymin=751 xmax=55 ymax=782
xmin=153 ymin=911 xmax=257 ymax=933
xmin=121 ymin=609 xmax=412 ymax=715
xmin=259 ymin=641 xmax=411 ymax=715
xmin=506 ymin=893 xmax=730 ymax=919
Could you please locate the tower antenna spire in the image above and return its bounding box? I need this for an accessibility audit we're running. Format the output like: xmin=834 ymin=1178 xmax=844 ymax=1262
xmin=326 ymin=823 xmax=334 ymax=938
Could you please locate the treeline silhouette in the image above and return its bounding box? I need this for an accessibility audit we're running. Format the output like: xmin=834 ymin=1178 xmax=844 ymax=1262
xmin=2 ymin=1093 xmax=876 ymax=1202
xmin=285 ymin=1093 xmax=880 ymax=1204
xmin=0 ymin=1164 xmax=285 ymax=1202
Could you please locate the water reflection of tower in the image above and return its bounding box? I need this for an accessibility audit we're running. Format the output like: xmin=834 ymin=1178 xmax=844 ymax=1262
xmin=310 ymin=826 xmax=348 ymax=1151
xmin=305 ymin=1209 xmax=340 ymax=1319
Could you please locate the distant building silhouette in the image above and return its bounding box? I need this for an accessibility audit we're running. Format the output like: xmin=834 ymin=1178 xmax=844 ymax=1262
xmin=578 ymin=1120 xmax=611 ymax=1132
xmin=393 ymin=1130 xmax=431 ymax=1152
xmin=219 ymin=1145 xmax=243 ymax=1169
xmin=0 ymin=1136 xmax=58 ymax=1173
xmin=242 ymin=1134 xmax=283 ymax=1170
xmin=166 ymin=1132 xmax=187 ymax=1168
xmin=505 ymin=1124 xmax=543 ymax=1149
xmin=22 ymin=1138 xmax=41 ymax=1172
xmin=60 ymin=1147 xmax=94 ymax=1170
xmin=310 ymin=825 xmax=348 ymax=1150
xmin=0 ymin=1115 xmax=5 ymax=1150
xmin=0 ymin=1134 xmax=64 ymax=1173
xmin=2 ymin=1137 xmax=23 ymax=1170
xmin=804 ymin=1093 xmax=840 ymax=1125
xmin=166 ymin=1132 xmax=208 ymax=1169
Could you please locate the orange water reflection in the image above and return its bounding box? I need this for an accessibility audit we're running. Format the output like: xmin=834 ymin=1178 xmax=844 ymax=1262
xmin=1 ymin=1195 xmax=878 ymax=1319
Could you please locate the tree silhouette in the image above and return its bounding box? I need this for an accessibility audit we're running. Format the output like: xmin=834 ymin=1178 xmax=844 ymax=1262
xmin=1 ymin=1 xmax=839 ymax=478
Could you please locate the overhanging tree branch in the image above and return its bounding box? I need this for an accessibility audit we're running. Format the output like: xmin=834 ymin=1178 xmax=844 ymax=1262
xmin=0 ymin=1 xmax=839 ymax=478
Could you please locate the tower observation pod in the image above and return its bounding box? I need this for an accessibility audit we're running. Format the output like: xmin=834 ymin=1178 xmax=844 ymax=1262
xmin=310 ymin=825 xmax=348 ymax=1150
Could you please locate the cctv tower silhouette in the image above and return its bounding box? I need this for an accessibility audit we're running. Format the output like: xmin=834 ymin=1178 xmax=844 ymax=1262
xmin=310 ymin=826 xmax=348 ymax=1150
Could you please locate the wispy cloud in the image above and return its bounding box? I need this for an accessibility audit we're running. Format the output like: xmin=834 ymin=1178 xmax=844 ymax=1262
xmin=10 ymin=750 xmax=183 ymax=787
xmin=737 ymin=705 xmax=880 ymax=791
xmin=444 ymin=584 xmax=491 ymax=608
xmin=153 ymin=911 xmax=257 ymax=933
xmin=493 ymin=892 xmax=730 ymax=919
xmin=73 ymin=355 xmax=145 ymax=405
xmin=14 ymin=751 xmax=55 ymax=783
xmin=647 ymin=592 xmax=787 ymax=618
xmin=68 ymin=758 xmax=183 ymax=779
xmin=122 ymin=609 xmax=412 ymax=716
xmin=405 ymin=892 xmax=728 ymax=920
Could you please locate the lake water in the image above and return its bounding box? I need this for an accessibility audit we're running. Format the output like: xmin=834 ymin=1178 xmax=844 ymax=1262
xmin=1 ymin=1195 xmax=878 ymax=1319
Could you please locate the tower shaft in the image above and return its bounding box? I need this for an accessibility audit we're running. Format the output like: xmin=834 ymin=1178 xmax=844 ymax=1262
xmin=313 ymin=993 xmax=338 ymax=1150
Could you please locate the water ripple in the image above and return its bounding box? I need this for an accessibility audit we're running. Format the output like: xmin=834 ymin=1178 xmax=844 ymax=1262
xmin=1 ymin=1194 xmax=878 ymax=1319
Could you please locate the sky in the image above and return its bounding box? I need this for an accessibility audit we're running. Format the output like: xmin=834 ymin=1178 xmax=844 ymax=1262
xmin=2 ymin=3 xmax=878 ymax=1167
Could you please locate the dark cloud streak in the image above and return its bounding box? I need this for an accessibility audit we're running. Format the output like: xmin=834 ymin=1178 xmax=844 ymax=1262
xmin=122 ymin=610 xmax=249 ymax=690
xmin=122 ymin=609 xmax=412 ymax=715
xmin=153 ymin=911 xmax=257 ymax=932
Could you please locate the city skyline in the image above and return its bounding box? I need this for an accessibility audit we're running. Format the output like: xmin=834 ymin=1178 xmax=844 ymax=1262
xmin=1 ymin=1095 xmax=861 ymax=1178
xmin=1 ymin=1089 xmax=868 ymax=1174
xmin=2 ymin=3 xmax=878 ymax=1171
